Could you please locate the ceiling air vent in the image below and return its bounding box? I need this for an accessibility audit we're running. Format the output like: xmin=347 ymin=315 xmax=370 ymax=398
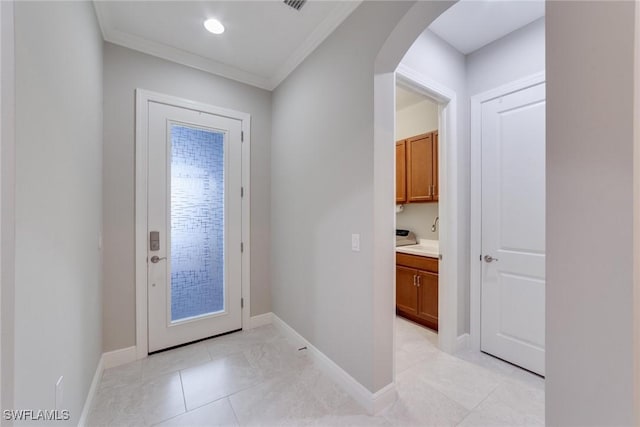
xmin=283 ymin=0 xmax=307 ymax=11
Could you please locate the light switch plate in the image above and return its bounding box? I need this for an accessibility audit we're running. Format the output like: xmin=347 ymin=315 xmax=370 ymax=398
xmin=351 ymin=234 xmax=360 ymax=252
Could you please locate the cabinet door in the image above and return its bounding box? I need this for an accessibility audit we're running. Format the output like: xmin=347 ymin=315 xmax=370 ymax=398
xmin=396 ymin=266 xmax=418 ymax=315
xmin=433 ymin=131 xmax=439 ymax=201
xmin=417 ymin=271 xmax=438 ymax=330
xmin=407 ymin=133 xmax=434 ymax=202
xmin=396 ymin=140 xmax=407 ymax=204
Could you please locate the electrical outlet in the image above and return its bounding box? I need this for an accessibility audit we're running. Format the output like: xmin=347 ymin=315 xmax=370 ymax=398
xmin=55 ymin=376 xmax=64 ymax=410
xmin=351 ymin=234 xmax=360 ymax=252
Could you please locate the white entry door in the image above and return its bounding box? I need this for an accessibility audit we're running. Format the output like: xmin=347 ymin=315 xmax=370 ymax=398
xmin=147 ymin=101 xmax=242 ymax=352
xmin=480 ymin=82 xmax=546 ymax=375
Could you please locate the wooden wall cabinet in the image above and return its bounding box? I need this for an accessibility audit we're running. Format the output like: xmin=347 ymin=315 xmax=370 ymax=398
xmin=396 ymin=252 xmax=438 ymax=331
xmin=396 ymin=130 xmax=438 ymax=204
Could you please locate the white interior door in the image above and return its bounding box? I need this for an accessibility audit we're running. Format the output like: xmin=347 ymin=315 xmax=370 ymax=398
xmin=480 ymin=82 xmax=546 ymax=375
xmin=147 ymin=101 xmax=242 ymax=352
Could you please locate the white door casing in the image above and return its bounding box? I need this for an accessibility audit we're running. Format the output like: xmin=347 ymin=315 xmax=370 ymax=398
xmin=135 ymin=90 xmax=251 ymax=357
xmin=395 ymin=64 xmax=460 ymax=355
xmin=479 ymin=81 xmax=546 ymax=375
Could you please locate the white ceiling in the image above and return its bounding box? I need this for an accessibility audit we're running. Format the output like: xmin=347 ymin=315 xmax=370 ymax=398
xmin=93 ymin=0 xmax=361 ymax=90
xmin=95 ymin=0 xmax=544 ymax=91
xmin=429 ymin=0 xmax=545 ymax=55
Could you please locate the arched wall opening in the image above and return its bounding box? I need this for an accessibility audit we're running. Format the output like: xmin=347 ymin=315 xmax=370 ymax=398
xmin=371 ymin=0 xmax=461 ymax=393
xmin=370 ymin=2 xmax=640 ymax=425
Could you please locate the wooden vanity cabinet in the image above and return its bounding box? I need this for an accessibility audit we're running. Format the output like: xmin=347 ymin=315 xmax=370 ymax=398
xmin=396 ymin=130 xmax=438 ymax=204
xmin=396 ymin=252 xmax=438 ymax=331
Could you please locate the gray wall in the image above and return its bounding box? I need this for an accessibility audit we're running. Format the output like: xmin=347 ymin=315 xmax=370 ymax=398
xmin=399 ymin=29 xmax=469 ymax=336
xmin=395 ymin=97 xmax=438 ymax=140
xmin=546 ymin=1 xmax=636 ymax=424
xmin=467 ymin=18 xmax=545 ymax=97
xmin=14 ymin=2 xmax=103 ymax=423
xmin=271 ymin=1 xmax=415 ymax=391
xmin=1 ymin=0 xmax=16 ymax=415
xmin=103 ymin=43 xmax=272 ymax=352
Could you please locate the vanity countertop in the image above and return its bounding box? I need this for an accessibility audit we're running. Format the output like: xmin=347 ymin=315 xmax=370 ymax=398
xmin=395 ymin=239 xmax=439 ymax=259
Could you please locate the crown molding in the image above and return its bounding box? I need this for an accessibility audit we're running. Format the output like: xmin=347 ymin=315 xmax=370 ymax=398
xmin=93 ymin=0 xmax=361 ymax=91
xmin=106 ymin=27 xmax=272 ymax=90
xmin=269 ymin=0 xmax=362 ymax=89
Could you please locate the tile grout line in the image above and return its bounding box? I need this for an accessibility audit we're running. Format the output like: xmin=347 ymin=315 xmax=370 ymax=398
xmin=454 ymin=381 xmax=502 ymax=427
xmin=227 ymin=396 xmax=242 ymax=426
xmin=178 ymin=370 xmax=188 ymax=414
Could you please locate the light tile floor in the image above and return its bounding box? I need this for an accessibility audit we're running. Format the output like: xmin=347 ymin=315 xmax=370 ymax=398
xmin=88 ymin=317 xmax=544 ymax=426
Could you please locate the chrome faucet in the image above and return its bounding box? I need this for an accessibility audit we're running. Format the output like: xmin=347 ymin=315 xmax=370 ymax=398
xmin=431 ymin=216 xmax=439 ymax=232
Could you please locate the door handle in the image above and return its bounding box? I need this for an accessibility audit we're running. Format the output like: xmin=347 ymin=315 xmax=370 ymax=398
xmin=416 ymin=275 xmax=421 ymax=287
xmin=483 ymin=255 xmax=498 ymax=263
xmin=150 ymin=255 xmax=167 ymax=264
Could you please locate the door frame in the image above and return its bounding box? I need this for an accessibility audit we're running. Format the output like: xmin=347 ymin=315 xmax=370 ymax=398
xmin=469 ymin=71 xmax=545 ymax=351
xmin=395 ymin=64 xmax=459 ymax=355
xmin=134 ymin=89 xmax=251 ymax=359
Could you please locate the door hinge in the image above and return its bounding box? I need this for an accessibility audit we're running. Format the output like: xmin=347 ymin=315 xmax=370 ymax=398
xmin=241 ymin=297 xmax=244 ymax=308
xmin=479 ymin=254 xmax=482 ymax=261
xmin=241 ymin=131 xmax=244 ymax=142
xmin=241 ymin=187 xmax=244 ymax=198
xmin=241 ymin=242 xmax=244 ymax=253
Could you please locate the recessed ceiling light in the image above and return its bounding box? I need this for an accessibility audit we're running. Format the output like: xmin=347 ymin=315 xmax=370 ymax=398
xmin=204 ymin=18 xmax=225 ymax=35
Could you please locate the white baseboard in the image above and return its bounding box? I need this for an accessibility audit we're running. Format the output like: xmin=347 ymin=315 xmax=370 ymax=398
xmin=371 ymin=382 xmax=398 ymax=414
xmin=456 ymin=333 xmax=470 ymax=353
xmin=103 ymin=346 xmax=138 ymax=369
xmin=78 ymin=346 xmax=138 ymax=426
xmin=271 ymin=314 xmax=397 ymax=415
xmin=77 ymin=354 xmax=104 ymax=427
xmin=246 ymin=312 xmax=273 ymax=329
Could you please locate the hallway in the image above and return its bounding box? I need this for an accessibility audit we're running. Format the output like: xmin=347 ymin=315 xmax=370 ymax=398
xmin=88 ymin=318 xmax=543 ymax=426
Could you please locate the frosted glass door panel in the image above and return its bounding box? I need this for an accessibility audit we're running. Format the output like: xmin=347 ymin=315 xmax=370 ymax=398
xmin=170 ymin=124 xmax=225 ymax=322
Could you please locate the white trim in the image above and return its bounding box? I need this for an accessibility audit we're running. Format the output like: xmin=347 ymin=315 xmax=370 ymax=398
xmin=269 ymin=1 xmax=362 ymax=89
xmin=271 ymin=314 xmax=397 ymax=415
xmin=78 ymin=345 xmax=138 ymax=426
xmin=634 ymin=3 xmax=640 ymax=422
xmin=102 ymin=346 xmax=137 ymax=370
xmin=240 ymin=107 xmax=252 ymax=336
xmin=247 ymin=312 xmax=273 ymax=330
xmin=469 ymin=72 xmax=546 ymax=351
xmin=395 ymin=64 xmax=459 ymax=355
xmin=371 ymin=383 xmax=399 ymax=415
xmin=456 ymin=333 xmax=470 ymax=353
xmin=94 ymin=2 xmax=360 ymax=91
xmin=135 ymin=89 xmax=251 ymax=359
xmin=77 ymin=355 xmax=104 ymax=427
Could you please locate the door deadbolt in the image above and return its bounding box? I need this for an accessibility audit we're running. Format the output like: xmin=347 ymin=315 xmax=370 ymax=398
xmin=150 ymin=231 xmax=160 ymax=251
